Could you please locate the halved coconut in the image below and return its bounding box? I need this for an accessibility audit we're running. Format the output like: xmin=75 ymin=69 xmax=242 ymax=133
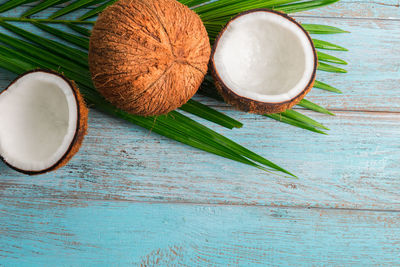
xmin=211 ymin=9 xmax=317 ymax=114
xmin=0 ymin=70 xmax=88 ymax=175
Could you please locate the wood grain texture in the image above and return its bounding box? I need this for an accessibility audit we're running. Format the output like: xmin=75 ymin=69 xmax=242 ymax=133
xmin=1 ymin=200 xmax=400 ymax=266
xmin=0 ymin=1 xmax=400 ymax=265
xmin=1 ymin=108 xmax=400 ymax=210
xmin=298 ymin=0 xmax=400 ymax=19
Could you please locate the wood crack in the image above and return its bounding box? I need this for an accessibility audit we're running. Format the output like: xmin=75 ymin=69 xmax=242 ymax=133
xmin=1 ymin=195 xmax=399 ymax=213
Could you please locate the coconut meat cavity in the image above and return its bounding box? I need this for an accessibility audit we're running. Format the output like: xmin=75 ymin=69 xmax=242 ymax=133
xmin=213 ymin=11 xmax=315 ymax=103
xmin=0 ymin=71 xmax=78 ymax=172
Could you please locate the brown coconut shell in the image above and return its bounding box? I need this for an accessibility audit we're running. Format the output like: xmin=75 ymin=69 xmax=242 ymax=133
xmin=210 ymin=9 xmax=317 ymax=115
xmin=0 ymin=69 xmax=88 ymax=175
xmin=89 ymin=0 xmax=211 ymax=116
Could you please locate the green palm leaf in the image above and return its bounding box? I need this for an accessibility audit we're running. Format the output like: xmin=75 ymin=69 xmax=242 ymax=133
xmin=314 ymin=80 xmax=342 ymax=94
xmin=265 ymin=113 xmax=327 ymax=134
xmin=66 ymin=23 xmax=91 ymax=36
xmin=0 ymin=31 xmax=90 ymax=78
xmin=313 ymin=39 xmax=348 ymax=51
xmin=0 ymin=0 xmax=34 ymax=13
xmin=318 ymin=51 xmax=347 ymax=65
xmin=49 ymin=0 xmax=103 ymax=19
xmin=33 ymin=22 xmax=89 ymax=49
xmin=0 ymin=40 xmax=291 ymax=176
xmin=318 ymin=62 xmax=347 ymax=73
xmin=79 ymin=0 xmax=117 ymax=20
xmin=0 ymin=21 xmax=88 ymax=65
xmin=281 ymin=109 xmax=329 ymax=130
xmin=0 ymin=21 xmax=244 ymax=130
xmin=3 ymin=55 xmax=294 ymax=176
xmin=299 ymin=99 xmax=334 ymax=116
xmin=180 ymin=99 xmax=243 ymax=129
xmin=21 ymin=21 xmax=337 ymax=130
xmin=21 ymin=0 xmax=69 ymax=17
xmin=0 ymin=0 xmax=349 ymax=175
xmin=303 ymin=24 xmax=349 ymax=34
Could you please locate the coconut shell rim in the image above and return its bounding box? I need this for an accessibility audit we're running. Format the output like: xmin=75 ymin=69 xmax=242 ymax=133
xmin=0 ymin=69 xmax=88 ymax=175
xmin=210 ymin=8 xmax=317 ymax=114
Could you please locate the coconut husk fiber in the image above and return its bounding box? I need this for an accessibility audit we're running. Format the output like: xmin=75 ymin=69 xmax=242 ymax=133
xmin=89 ymin=0 xmax=211 ymax=116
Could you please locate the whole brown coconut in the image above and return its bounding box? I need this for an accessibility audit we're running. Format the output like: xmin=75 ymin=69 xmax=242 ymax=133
xmin=89 ymin=0 xmax=211 ymax=116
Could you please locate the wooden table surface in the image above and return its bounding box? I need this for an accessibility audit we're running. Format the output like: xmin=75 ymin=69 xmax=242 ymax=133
xmin=1 ymin=1 xmax=400 ymax=266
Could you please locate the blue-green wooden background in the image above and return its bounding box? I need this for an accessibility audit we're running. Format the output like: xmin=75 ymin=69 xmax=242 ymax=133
xmin=1 ymin=0 xmax=400 ymax=265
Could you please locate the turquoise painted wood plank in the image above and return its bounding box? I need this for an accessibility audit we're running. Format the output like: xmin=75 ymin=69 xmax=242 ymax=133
xmin=0 ymin=1 xmax=399 ymax=265
xmin=1 ymin=108 xmax=399 ymax=210
xmin=294 ymin=17 xmax=400 ymax=112
xmin=1 ymin=200 xmax=400 ymax=266
xmin=298 ymin=0 xmax=400 ymax=19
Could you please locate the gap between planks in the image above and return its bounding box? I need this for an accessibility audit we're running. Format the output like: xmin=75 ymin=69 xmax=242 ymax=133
xmin=198 ymin=104 xmax=400 ymax=116
xmin=1 ymin=196 xmax=400 ymax=213
xmin=293 ymin=15 xmax=400 ymax=21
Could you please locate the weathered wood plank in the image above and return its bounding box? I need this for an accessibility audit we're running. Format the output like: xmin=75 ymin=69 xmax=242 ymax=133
xmin=1 ymin=108 xmax=400 ymax=210
xmin=298 ymin=0 xmax=400 ymax=20
xmin=1 ymin=199 xmax=400 ymax=266
xmin=295 ymin=17 xmax=400 ymax=112
xmin=0 ymin=1 xmax=399 ymax=265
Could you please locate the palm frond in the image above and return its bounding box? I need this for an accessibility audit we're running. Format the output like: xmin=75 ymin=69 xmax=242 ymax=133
xmin=23 ymin=20 xmax=339 ymax=130
xmin=49 ymin=0 xmax=102 ymax=19
xmin=318 ymin=51 xmax=347 ymax=65
xmin=180 ymin=99 xmax=243 ymax=129
xmin=21 ymin=0 xmax=69 ymax=17
xmin=314 ymin=80 xmax=342 ymax=94
xmin=0 ymin=31 xmax=89 ymax=78
xmin=79 ymin=0 xmax=117 ymax=20
xmin=299 ymin=99 xmax=334 ymax=115
xmin=303 ymin=24 xmax=349 ymax=34
xmin=281 ymin=109 xmax=329 ymax=130
xmin=1 ymin=22 xmax=245 ymax=129
xmin=0 ymin=37 xmax=291 ymax=176
xmin=199 ymin=73 xmax=334 ymax=131
xmin=0 ymin=0 xmax=349 ymax=175
xmin=179 ymin=0 xmax=210 ymax=7
xmin=313 ymin=39 xmax=348 ymax=51
xmin=0 ymin=16 xmax=95 ymax=23
xmin=66 ymin=23 xmax=91 ymax=36
xmin=318 ymin=62 xmax=347 ymax=73
xmin=0 ymin=21 xmax=88 ymax=65
xmin=0 ymin=0 xmax=34 ymax=13
xmin=265 ymin=113 xmax=327 ymax=135
xmin=33 ymin=22 xmax=89 ymax=49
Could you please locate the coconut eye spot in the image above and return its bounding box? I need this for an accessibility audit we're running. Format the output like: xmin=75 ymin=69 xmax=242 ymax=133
xmin=213 ymin=11 xmax=315 ymax=103
xmin=0 ymin=72 xmax=78 ymax=172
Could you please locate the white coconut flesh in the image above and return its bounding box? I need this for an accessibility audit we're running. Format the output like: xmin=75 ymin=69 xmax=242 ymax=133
xmin=0 ymin=71 xmax=78 ymax=172
xmin=213 ymin=11 xmax=315 ymax=103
